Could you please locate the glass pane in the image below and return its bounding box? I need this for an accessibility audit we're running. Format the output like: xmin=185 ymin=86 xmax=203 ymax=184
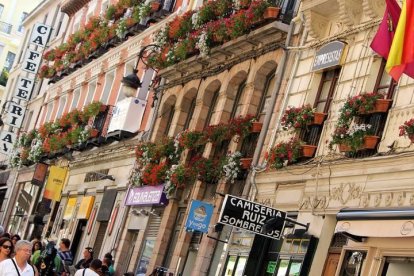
xmin=280 ymin=239 xmax=291 ymax=253
xmin=224 ymin=256 xmax=237 ymax=276
xmin=291 ymin=239 xmax=300 ymax=254
xmin=299 ymin=239 xmax=309 ymax=254
xmin=288 ymin=261 xmax=302 ymax=276
xmin=136 ymin=239 xmax=155 ymax=276
xmin=339 ymin=250 xmax=367 ymax=276
xmin=277 ymin=259 xmax=290 ymax=276
xmin=379 ymin=70 xmax=392 ymax=88
xmin=318 ymin=80 xmax=332 ymax=102
xmin=234 ymin=257 xmax=247 ymax=276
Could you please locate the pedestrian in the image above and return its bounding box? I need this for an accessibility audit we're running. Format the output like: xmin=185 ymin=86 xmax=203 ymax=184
xmin=74 ymin=247 xmax=93 ymax=269
xmin=58 ymin=238 xmax=74 ymax=276
xmin=74 ymin=259 xmax=102 ymax=276
xmin=32 ymin=241 xmax=63 ymax=276
xmin=31 ymin=241 xmax=43 ymax=258
xmin=0 ymin=237 xmax=13 ymax=263
xmin=101 ymin=253 xmax=114 ymax=276
xmin=0 ymin=240 xmax=38 ymax=276
xmin=11 ymin=234 xmax=21 ymax=246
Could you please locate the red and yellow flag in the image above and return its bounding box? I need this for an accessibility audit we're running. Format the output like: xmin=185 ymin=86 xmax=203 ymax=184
xmin=386 ymin=0 xmax=414 ymax=80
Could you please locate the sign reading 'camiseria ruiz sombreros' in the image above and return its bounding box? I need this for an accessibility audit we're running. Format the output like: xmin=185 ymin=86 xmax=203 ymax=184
xmin=218 ymin=194 xmax=287 ymax=239
xmin=0 ymin=23 xmax=52 ymax=155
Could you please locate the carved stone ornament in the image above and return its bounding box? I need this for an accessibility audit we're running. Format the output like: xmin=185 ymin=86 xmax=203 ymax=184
xmin=395 ymin=192 xmax=405 ymax=206
xmin=299 ymin=196 xmax=311 ymax=210
xmin=360 ymin=195 xmax=369 ymax=207
xmin=331 ymin=183 xmax=362 ymax=205
xmin=374 ymin=194 xmax=381 ymax=207
xmin=303 ymin=9 xmax=329 ymax=39
xmin=410 ymin=194 xmax=414 ymax=206
xmin=362 ymin=0 xmax=385 ymax=19
xmin=384 ymin=193 xmax=392 ymax=207
xmin=338 ymin=0 xmax=362 ymax=27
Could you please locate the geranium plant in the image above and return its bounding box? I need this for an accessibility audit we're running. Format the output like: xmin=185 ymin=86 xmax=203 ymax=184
xmin=331 ymin=124 xmax=374 ymax=151
xmin=267 ymin=137 xmax=302 ymax=169
xmin=399 ymin=119 xmax=414 ymax=140
xmin=281 ymin=105 xmax=315 ymax=130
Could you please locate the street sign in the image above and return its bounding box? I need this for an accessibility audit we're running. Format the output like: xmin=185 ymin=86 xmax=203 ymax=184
xmin=218 ymin=194 xmax=286 ymax=239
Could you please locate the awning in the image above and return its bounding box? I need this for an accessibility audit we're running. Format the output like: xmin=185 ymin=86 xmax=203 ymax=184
xmin=335 ymin=208 xmax=414 ymax=238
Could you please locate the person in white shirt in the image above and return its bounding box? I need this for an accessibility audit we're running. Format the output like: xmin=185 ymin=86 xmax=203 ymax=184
xmin=0 ymin=240 xmax=38 ymax=276
xmin=74 ymin=259 xmax=102 ymax=276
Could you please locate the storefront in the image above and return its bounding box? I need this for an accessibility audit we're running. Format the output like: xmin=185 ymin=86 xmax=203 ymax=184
xmin=120 ymin=185 xmax=168 ymax=275
xmin=334 ymin=208 xmax=414 ymax=276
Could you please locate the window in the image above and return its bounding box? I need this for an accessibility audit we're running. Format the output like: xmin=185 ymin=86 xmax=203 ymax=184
xmin=204 ymin=91 xmax=219 ymax=128
xmin=138 ymin=69 xmax=154 ymax=100
xmin=54 ymin=13 xmax=64 ymax=38
xmin=56 ymin=96 xmax=67 ymax=119
xmin=230 ymin=81 xmax=246 ymax=119
xmin=135 ymin=239 xmax=155 ymax=275
xmin=4 ymin=52 xmax=16 ymax=71
xmin=17 ymin=31 xmax=30 ymax=63
xmin=71 ymin=89 xmax=80 ymax=110
xmin=0 ymin=5 xmax=4 ymax=19
xmin=374 ymin=59 xmax=397 ymax=99
xmin=87 ymin=0 xmax=97 ymax=21
xmin=101 ymin=70 xmax=115 ymax=104
xmin=85 ymin=81 xmax=97 ymax=105
xmin=24 ymin=111 xmax=34 ymax=131
xmin=73 ymin=13 xmax=81 ymax=33
xmin=339 ymin=250 xmax=367 ymax=276
xmin=45 ymin=103 xmax=53 ymax=122
xmin=314 ymin=68 xmax=341 ymax=113
xmin=164 ymin=105 xmax=175 ymax=136
xmin=18 ymin=12 xmax=29 ymax=32
xmin=183 ymin=98 xmax=196 ymax=130
xmin=257 ymin=72 xmax=275 ymax=122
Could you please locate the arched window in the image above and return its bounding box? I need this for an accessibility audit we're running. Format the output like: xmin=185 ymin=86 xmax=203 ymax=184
xmin=101 ymin=70 xmax=115 ymax=104
xmin=85 ymin=80 xmax=96 ymax=105
xmin=56 ymin=96 xmax=67 ymax=119
xmin=257 ymin=72 xmax=275 ymax=122
xmin=230 ymin=81 xmax=246 ymax=119
xmin=71 ymin=88 xmax=80 ymax=110
xmin=164 ymin=105 xmax=175 ymax=136
xmin=204 ymin=91 xmax=219 ymax=128
xmin=183 ymin=98 xmax=196 ymax=130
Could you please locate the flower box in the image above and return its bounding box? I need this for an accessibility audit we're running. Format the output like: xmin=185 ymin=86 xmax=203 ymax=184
xmin=363 ymin=135 xmax=379 ymax=149
xmin=374 ymin=99 xmax=392 ymax=113
xmin=301 ymin=145 xmax=317 ymax=157
xmin=90 ymin=128 xmax=100 ymax=138
xmin=240 ymin=158 xmax=253 ymax=170
xmin=312 ymin=112 xmax=327 ymax=125
xmin=251 ymin=122 xmax=263 ymax=133
xmin=338 ymin=144 xmax=351 ymax=152
xmin=263 ymin=7 xmax=280 ymax=19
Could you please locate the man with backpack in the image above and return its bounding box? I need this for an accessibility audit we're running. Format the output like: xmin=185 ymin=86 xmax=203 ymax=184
xmin=32 ymin=241 xmax=63 ymax=276
xmin=58 ymin=238 xmax=73 ymax=276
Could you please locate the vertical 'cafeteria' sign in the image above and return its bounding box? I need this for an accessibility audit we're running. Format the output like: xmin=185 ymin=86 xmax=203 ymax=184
xmin=0 ymin=23 xmax=51 ymax=155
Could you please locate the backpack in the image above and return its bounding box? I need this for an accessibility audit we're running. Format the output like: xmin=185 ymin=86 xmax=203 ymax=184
xmin=35 ymin=248 xmax=57 ymax=276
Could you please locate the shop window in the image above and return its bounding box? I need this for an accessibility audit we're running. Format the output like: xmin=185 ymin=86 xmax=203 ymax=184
xmin=339 ymin=250 xmax=367 ymax=276
xmin=230 ymin=81 xmax=246 ymax=119
xmin=257 ymin=72 xmax=275 ymax=122
xmin=222 ymin=255 xmax=248 ymax=276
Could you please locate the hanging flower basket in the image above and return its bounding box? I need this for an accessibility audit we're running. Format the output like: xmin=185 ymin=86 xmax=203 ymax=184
xmin=301 ymin=145 xmax=317 ymax=157
xmin=363 ymin=135 xmax=379 ymax=149
xmin=263 ymin=7 xmax=281 ymax=19
xmin=240 ymin=158 xmax=253 ymax=170
xmin=338 ymin=144 xmax=351 ymax=152
xmin=312 ymin=112 xmax=327 ymax=125
xmin=251 ymin=122 xmax=263 ymax=133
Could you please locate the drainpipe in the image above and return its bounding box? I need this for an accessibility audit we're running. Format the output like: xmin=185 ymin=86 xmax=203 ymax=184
xmin=145 ymin=77 xmax=166 ymax=141
xmin=241 ymin=20 xmax=295 ymax=199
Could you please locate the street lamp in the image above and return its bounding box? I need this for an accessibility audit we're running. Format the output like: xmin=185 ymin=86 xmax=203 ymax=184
xmin=121 ymin=44 xmax=160 ymax=97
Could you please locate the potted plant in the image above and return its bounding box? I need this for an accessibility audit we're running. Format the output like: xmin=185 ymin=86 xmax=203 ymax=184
xmin=301 ymin=144 xmax=317 ymax=157
xmin=221 ymin=152 xmax=242 ymax=182
xmin=178 ymin=130 xmax=206 ymax=150
xmin=267 ymin=137 xmax=302 ymax=169
xmin=141 ymin=162 xmax=168 ymax=186
xmin=191 ymin=155 xmax=221 ymax=184
xmin=399 ymin=118 xmax=414 ymax=143
xmin=281 ymin=105 xmax=316 ymax=130
xmin=204 ymin=124 xmax=232 ymax=144
xmin=229 ymin=115 xmax=256 ymax=137
xmin=331 ymin=124 xmax=377 ymax=152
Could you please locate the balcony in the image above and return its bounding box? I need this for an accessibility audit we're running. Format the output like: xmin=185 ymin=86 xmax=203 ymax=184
xmin=0 ymin=21 xmax=12 ymax=34
xmin=61 ymin=0 xmax=91 ymax=16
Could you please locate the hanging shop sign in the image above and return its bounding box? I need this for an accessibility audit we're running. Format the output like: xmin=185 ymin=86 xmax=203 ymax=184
xmin=77 ymin=196 xmax=95 ymax=219
xmin=4 ymin=102 xmax=26 ymax=128
xmin=30 ymin=23 xmax=52 ymax=47
xmin=312 ymin=41 xmax=347 ymax=71
xmin=0 ymin=131 xmax=16 ymax=155
xmin=0 ymin=23 xmax=51 ymax=156
xmin=218 ymin=195 xmax=287 ymax=240
xmin=31 ymin=163 xmax=49 ymax=186
xmin=63 ymin=198 xmax=77 ymax=220
xmin=44 ymin=166 xmax=68 ymax=201
xmin=125 ymin=185 xmax=168 ymax=206
xmin=96 ymin=189 xmax=117 ymax=222
xmin=185 ymin=200 xmax=214 ymax=233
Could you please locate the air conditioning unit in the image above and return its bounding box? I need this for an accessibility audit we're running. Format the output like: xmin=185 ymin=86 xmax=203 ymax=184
xmin=108 ymin=97 xmax=147 ymax=134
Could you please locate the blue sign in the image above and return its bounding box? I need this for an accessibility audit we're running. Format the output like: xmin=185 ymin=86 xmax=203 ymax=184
xmin=185 ymin=200 xmax=214 ymax=233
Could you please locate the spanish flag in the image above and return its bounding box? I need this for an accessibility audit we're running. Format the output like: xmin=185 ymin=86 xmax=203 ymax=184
xmin=386 ymin=0 xmax=414 ymax=81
